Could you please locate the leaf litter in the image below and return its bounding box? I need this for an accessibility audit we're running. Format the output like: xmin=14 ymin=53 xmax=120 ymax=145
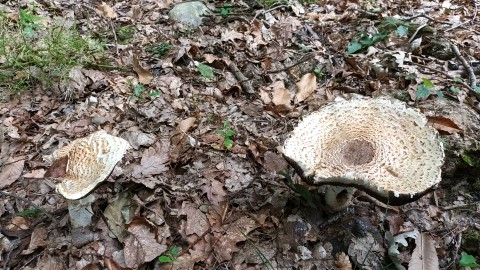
xmin=0 ymin=0 xmax=480 ymax=269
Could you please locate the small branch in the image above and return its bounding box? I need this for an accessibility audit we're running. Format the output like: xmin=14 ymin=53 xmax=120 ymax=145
xmin=408 ymin=23 xmax=428 ymax=44
xmin=451 ymin=44 xmax=478 ymax=89
xmin=228 ymin=63 xmax=255 ymax=94
xmin=267 ymin=53 xmax=315 ymax=74
xmin=250 ymin=4 xmax=288 ymax=23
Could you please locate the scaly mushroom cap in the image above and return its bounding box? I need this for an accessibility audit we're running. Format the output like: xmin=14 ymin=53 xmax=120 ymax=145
xmin=282 ymin=98 xmax=444 ymax=204
xmin=50 ymin=130 xmax=131 ymax=200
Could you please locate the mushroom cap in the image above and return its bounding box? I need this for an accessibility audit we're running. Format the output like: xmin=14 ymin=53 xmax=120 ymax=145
xmin=282 ymin=98 xmax=444 ymax=205
xmin=51 ymin=130 xmax=131 ymax=200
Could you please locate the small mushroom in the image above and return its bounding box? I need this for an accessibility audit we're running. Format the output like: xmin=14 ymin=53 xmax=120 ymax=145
xmin=282 ymin=98 xmax=444 ymax=211
xmin=45 ymin=130 xmax=131 ymax=200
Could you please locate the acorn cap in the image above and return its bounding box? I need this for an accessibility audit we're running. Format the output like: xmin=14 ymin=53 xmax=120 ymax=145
xmin=48 ymin=130 xmax=131 ymax=200
xmin=282 ymin=98 xmax=444 ymax=205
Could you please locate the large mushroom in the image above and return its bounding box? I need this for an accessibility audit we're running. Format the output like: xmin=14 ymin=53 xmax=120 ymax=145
xmin=282 ymin=98 xmax=444 ymax=211
xmin=45 ymin=130 xmax=131 ymax=200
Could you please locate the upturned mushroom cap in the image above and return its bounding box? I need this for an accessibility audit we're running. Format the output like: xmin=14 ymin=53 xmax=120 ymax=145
xmin=48 ymin=130 xmax=131 ymax=200
xmin=282 ymin=98 xmax=444 ymax=205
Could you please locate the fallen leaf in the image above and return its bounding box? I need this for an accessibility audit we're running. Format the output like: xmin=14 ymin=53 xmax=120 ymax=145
xmin=427 ymin=116 xmax=463 ymax=134
xmin=132 ymin=140 xmax=170 ymax=178
xmin=170 ymin=117 xmax=196 ymax=162
xmin=408 ymin=233 xmax=439 ymax=270
xmin=104 ymin=192 xmax=135 ymax=241
xmin=97 ymin=2 xmax=117 ymax=19
xmin=0 ymin=156 xmax=25 ymax=189
xmin=295 ymin=73 xmax=317 ymax=103
xmin=272 ymin=87 xmax=291 ymax=106
xmin=132 ymin=54 xmax=153 ymax=84
xmin=214 ymin=216 xmax=259 ymax=261
xmin=23 ymin=169 xmax=46 ymax=178
xmin=125 ymin=218 xmax=167 ymax=264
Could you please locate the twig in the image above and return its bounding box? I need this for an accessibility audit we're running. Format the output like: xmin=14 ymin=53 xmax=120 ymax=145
xmin=408 ymin=23 xmax=428 ymax=43
xmin=250 ymin=4 xmax=288 ymax=23
xmin=0 ymin=190 xmax=54 ymax=220
xmin=451 ymin=44 xmax=478 ymax=88
xmin=108 ymin=20 xmax=119 ymax=56
xmin=228 ymin=63 xmax=255 ymax=94
xmin=267 ymin=53 xmax=315 ymax=74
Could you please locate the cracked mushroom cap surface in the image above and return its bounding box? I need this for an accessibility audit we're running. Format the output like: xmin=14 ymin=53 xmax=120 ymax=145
xmin=49 ymin=130 xmax=131 ymax=200
xmin=282 ymin=98 xmax=444 ymax=204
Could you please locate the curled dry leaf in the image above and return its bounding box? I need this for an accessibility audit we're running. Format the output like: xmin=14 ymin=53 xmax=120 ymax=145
xmin=132 ymin=54 xmax=153 ymax=84
xmin=97 ymin=2 xmax=117 ymax=19
xmin=335 ymin=252 xmax=353 ymax=270
xmin=427 ymin=116 xmax=463 ymax=134
xmin=0 ymin=156 xmax=25 ymax=189
xmin=295 ymin=73 xmax=317 ymax=103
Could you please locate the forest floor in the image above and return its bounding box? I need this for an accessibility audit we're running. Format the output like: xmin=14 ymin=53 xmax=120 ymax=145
xmin=1 ymin=0 xmax=480 ymax=269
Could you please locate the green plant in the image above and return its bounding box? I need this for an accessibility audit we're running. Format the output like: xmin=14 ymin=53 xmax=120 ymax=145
xmin=130 ymin=83 xmax=159 ymax=101
xmin=346 ymin=31 xmax=389 ymax=54
xmin=197 ymin=63 xmax=214 ymax=80
xmin=460 ymin=252 xmax=478 ymax=267
xmin=16 ymin=208 xmax=43 ymax=218
xmin=146 ymin=42 xmax=175 ymax=57
xmin=215 ymin=120 xmax=236 ymax=150
xmin=215 ymin=3 xmax=234 ymax=15
xmin=0 ymin=7 xmax=106 ymax=98
xmin=158 ymin=245 xmax=181 ymax=263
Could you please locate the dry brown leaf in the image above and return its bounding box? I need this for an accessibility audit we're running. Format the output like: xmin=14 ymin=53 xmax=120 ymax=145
xmin=179 ymin=201 xmax=210 ymax=237
xmin=427 ymin=116 xmax=463 ymax=134
xmin=104 ymin=257 xmax=129 ymax=270
xmin=97 ymin=2 xmax=117 ymax=19
xmin=0 ymin=156 xmax=25 ymax=189
xmin=132 ymin=140 xmax=170 ymax=178
xmin=335 ymin=252 xmax=353 ymax=270
xmin=132 ymin=54 xmax=153 ymax=84
xmin=214 ymin=216 xmax=259 ymax=261
xmin=295 ymin=73 xmax=317 ymax=103
xmin=170 ymin=117 xmax=196 ymax=162
xmin=124 ymin=218 xmax=167 ymax=267
xmin=408 ymin=233 xmax=439 ymax=270
xmin=272 ymin=87 xmax=291 ymax=106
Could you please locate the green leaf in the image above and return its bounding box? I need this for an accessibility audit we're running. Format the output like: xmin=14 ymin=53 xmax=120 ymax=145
xmin=294 ymin=184 xmax=313 ymax=204
xmin=225 ymin=129 xmax=236 ymax=137
xmin=149 ymin=91 xmax=160 ymax=97
xmin=215 ymin=129 xmax=225 ymax=136
xmin=461 ymin=153 xmax=474 ymax=166
xmin=453 ymin=78 xmax=463 ymax=83
xmin=16 ymin=208 xmax=43 ymax=217
xmin=133 ymin=84 xmax=145 ymax=97
xmin=197 ymin=63 xmax=213 ymax=79
xmin=158 ymin=256 xmax=172 ymax=263
xmin=224 ymin=138 xmax=233 ymax=150
xmin=460 ymin=252 xmax=478 ymax=267
xmin=346 ymin=41 xmax=362 ymax=54
xmin=416 ymin=85 xmax=431 ymax=100
xmin=395 ymin=25 xmax=408 ymax=36
xmin=170 ymin=246 xmax=181 ymax=258
xmin=421 ymin=78 xmax=435 ymax=87
xmin=435 ymin=89 xmax=445 ymax=100
xmin=450 ymin=86 xmax=460 ymax=94
xmin=473 ymin=86 xmax=480 ymax=93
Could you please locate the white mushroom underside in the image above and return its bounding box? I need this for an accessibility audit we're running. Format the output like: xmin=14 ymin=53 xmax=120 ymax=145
xmin=53 ymin=130 xmax=131 ymax=200
xmin=283 ymin=98 xmax=444 ymax=198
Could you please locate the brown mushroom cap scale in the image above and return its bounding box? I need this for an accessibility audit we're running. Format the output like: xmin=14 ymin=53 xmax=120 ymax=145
xmin=282 ymin=98 xmax=444 ymax=205
xmin=50 ymin=130 xmax=131 ymax=200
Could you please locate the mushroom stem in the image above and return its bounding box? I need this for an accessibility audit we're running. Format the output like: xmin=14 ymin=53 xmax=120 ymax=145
xmin=324 ymin=186 xmax=356 ymax=212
